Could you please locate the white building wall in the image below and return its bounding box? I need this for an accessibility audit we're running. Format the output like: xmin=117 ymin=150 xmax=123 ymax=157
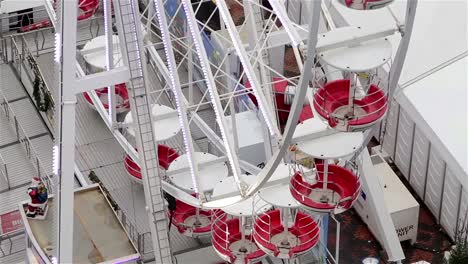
xmin=394 ymin=108 xmax=414 ymax=179
xmin=382 ymin=100 xmax=399 ymax=158
xmin=424 ymin=150 xmax=445 ymax=220
xmin=409 ymin=127 xmax=430 ymax=199
xmin=440 ymin=168 xmax=462 ymax=239
xmin=381 ymin=100 xmax=465 ymax=241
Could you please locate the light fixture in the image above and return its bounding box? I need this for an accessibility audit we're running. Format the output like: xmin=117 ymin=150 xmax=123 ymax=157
xmin=216 ymin=0 xmax=277 ymax=136
xmin=103 ymin=0 xmax=113 ymax=120
xmin=53 ymin=145 xmax=59 ymax=175
xmin=54 ymin=33 xmax=61 ymax=63
xmin=154 ymin=0 xmax=199 ymax=194
xmin=268 ymin=0 xmax=301 ymax=46
xmin=362 ymin=257 xmax=379 ymax=264
xmin=181 ymin=0 xmax=243 ymax=188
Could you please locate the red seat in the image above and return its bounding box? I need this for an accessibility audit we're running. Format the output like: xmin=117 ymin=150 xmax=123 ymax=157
xmin=246 ymin=78 xmax=313 ymax=128
xmin=172 ymin=199 xmax=222 ymax=236
xmin=253 ymin=209 xmax=319 ymax=258
xmin=124 ymin=145 xmax=179 ymax=182
xmin=289 ymin=212 xmax=320 ymax=257
xmin=212 ymin=218 xmax=239 ymax=263
xmin=20 ymin=0 xmax=98 ymax=32
xmin=253 ymin=209 xmax=283 ymax=256
xmin=350 ymin=85 xmax=387 ymax=127
xmin=158 ymin=145 xmax=180 ymax=170
xmin=290 ymin=164 xmax=360 ymax=213
xmin=298 ymin=106 xmax=314 ymax=123
xmin=77 ymin=0 xmax=99 ymax=21
xmin=212 ymin=217 xmax=266 ymax=264
xmin=313 ymin=79 xmax=387 ymax=131
xmin=83 ymin=83 xmax=130 ymax=112
xmin=20 ymin=20 xmax=51 ymax=32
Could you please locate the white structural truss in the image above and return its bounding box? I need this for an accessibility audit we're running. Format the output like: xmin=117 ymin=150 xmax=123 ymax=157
xmin=11 ymin=0 xmax=419 ymax=263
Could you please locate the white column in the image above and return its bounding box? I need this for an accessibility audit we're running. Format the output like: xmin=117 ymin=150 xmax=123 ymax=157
xmin=56 ymin=0 xmax=78 ymax=262
xmin=104 ymin=0 xmax=117 ymax=125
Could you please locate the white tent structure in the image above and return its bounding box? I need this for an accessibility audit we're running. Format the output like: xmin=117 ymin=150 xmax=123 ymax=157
xmin=330 ymin=0 xmax=467 ymax=239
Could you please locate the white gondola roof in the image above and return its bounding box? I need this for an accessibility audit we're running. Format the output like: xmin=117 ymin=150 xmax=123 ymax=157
xmin=333 ymin=0 xmax=467 ymax=184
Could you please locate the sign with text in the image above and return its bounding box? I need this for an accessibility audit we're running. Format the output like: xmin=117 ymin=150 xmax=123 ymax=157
xmin=0 ymin=210 xmax=23 ymax=234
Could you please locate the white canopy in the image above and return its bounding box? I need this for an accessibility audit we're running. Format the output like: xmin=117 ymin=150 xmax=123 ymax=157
xmin=333 ymin=0 xmax=468 ymax=185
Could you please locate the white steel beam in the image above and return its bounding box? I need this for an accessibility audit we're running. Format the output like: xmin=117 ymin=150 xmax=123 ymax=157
xmin=388 ymin=0 xmax=418 ymax=98
xmin=55 ymin=0 xmax=78 ymax=262
xmin=267 ymin=0 xmax=302 ymax=46
xmin=292 ymin=128 xmax=339 ymax=144
xmin=216 ymin=0 xmax=279 ymax=137
xmin=104 ymin=0 xmax=117 ymax=125
xmin=358 ymin=150 xmax=405 ymax=262
xmin=74 ymin=67 xmax=130 ymax=93
xmin=267 ymin=24 xmax=398 ymax=51
xmin=145 ymin=43 xmax=260 ymax=175
xmin=243 ymin=0 xmax=277 ymax=159
xmin=154 ymin=0 xmax=203 ymax=198
xmin=43 ymin=0 xmax=56 ymax=28
xmin=233 ymin=0 xmax=322 ymax=201
xmin=166 ymin=156 xmax=228 ymax=176
xmin=181 ymin=0 xmax=245 ymax=195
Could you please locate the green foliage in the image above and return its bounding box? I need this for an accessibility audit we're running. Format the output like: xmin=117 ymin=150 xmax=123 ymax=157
xmin=445 ymin=212 xmax=468 ymax=264
xmin=28 ymin=55 xmax=53 ymax=113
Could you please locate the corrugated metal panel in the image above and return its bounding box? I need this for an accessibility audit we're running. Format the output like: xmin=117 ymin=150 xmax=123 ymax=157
xmin=0 ymin=186 xmax=29 ymax=214
xmin=8 ymin=100 xmax=47 ymax=137
xmin=0 ymin=248 xmax=26 ymax=264
xmin=0 ymin=143 xmax=37 ymax=188
xmin=382 ymin=100 xmax=399 ymax=159
xmin=0 ymin=64 xmax=27 ymax=101
xmin=394 ymin=107 xmax=414 ymax=179
xmin=440 ymin=168 xmax=461 ymax=239
xmin=424 ymin=149 xmax=446 ymax=220
xmin=76 ymin=139 xmax=127 ymax=172
xmin=458 ymin=189 xmax=468 ymax=233
xmin=409 ymin=127 xmax=430 ymax=198
xmin=29 ymin=136 xmax=53 ymax=176
xmin=0 ymin=233 xmax=26 ymax=263
xmin=0 ymin=115 xmax=18 ymax=146
xmin=75 ymin=96 xmax=115 ymax=146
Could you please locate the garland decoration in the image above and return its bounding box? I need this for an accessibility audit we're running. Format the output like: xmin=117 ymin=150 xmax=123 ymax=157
xmin=27 ymin=55 xmax=54 ymax=112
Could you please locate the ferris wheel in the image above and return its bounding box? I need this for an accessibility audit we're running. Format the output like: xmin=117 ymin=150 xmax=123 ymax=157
xmin=47 ymin=0 xmax=418 ymax=263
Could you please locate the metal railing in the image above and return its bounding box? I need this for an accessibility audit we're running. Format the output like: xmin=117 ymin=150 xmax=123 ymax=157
xmin=0 ymin=7 xmax=50 ymax=36
xmin=289 ymin=164 xmax=361 ymax=212
xmin=251 ymin=207 xmax=321 ymax=257
xmin=0 ymin=88 xmax=54 ymax=192
xmin=1 ymin=13 xmax=103 ymax=56
xmin=0 ymin=153 xmax=9 ymax=190
xmin=117 ymin=210 xmax=156 ymax=262
xmin=0 ymin=35 xmax=57 ymax=132
xmin=0 ymin=228 xmax=26 ymax=258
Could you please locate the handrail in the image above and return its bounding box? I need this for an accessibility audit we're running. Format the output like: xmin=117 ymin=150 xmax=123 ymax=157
xmin=0 ymin=228 xmax=26 ymax=258
xmin=0 ymin=153 xmax=9 ymax=190
xmin=7 ymin=36 xmax=55 ymax=128
xmin=0 ymin=88 xmax=54 ymax=192
xmin=0 ymin=7 xmax=50 ymax=35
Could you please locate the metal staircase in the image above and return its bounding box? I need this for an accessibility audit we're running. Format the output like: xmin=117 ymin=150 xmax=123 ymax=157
xmin=112 ymin=0 xmax=172 ymax=263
